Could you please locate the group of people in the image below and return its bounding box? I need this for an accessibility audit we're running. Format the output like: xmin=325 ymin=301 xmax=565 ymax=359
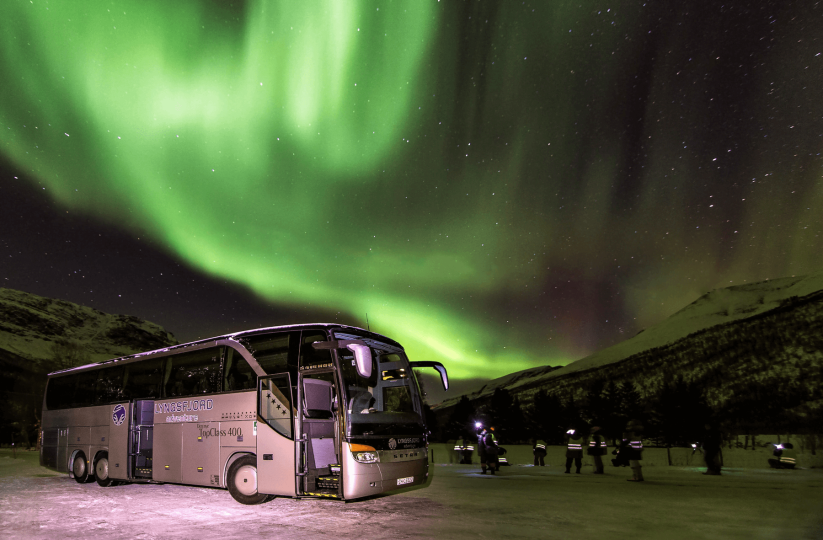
xmin=457 ymin=419 xmax=799 ymax=477
xmin=534 ymin=420 xmax=645 ymax=481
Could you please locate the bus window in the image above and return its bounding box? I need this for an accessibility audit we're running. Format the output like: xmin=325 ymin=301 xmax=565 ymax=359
xmin=383 ymin=386 xmax=415 ymax=414
xmin=243 ymin=332 xmax=297 ymax=375
xmin=95 ymin=365 xmax=126 ymax=404
xmin=259 ymin=374 xmax=293 ymax=439
xmin=299 ymin=331 xmax=332 ymax=369
xmin=45 ymin=375 xmax=74 ymax=410
xmin=223 ymin=347 xmax=255 ymax=391
xmin=166 ymin=348 xmax=221 ymax=397
xmin=123 ymin=358 xmax=165 ymax=400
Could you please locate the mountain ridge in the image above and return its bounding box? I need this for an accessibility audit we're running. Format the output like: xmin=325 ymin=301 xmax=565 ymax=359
xmin=434 ymin=270 xmax=823 ymax=413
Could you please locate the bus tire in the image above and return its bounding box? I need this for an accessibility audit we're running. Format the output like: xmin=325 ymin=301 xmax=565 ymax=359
xmin=95 ymin=453 xmax=114 ymax=487
xmin=227 ymin=455 xmax=269 ymax=505
xmin=72 ymin=452 xmax=92 ymax=483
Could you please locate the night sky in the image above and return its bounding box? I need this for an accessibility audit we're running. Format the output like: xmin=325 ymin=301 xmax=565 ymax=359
xmin=1 ymin=1 xmax=821 ymax=385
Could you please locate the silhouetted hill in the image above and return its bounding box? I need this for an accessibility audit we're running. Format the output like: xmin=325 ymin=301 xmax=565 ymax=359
xmin=0 ymin=288 xmax=178 ymax=446
xmin=435 ymin=271 xmax=823 ymax=439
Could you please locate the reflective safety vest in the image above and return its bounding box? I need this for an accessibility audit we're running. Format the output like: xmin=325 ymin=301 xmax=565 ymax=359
xmin=588 ymin=435 xmax=607 ymax=455
xmin=629 ymin=439 xmax=643 ymax=457
xmin=567 ymin=435 xmax=583 ymax=451
xmin=589 ymin=437 xmax=607 ymax=450
xmin=454 ymin=440 xmax=474 ymax=451
xmin=779 ymin=447 xmax=797 ymax=465
xmin=535 ymin=440 xmax=547 ymax=450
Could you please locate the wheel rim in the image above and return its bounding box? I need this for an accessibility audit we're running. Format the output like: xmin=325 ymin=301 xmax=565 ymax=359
xmin=234 ymin=464 xmax=258 ymax=497
xmin=73 ymin=456 xmax=86 ymax=478
xmin=96 ymin=458 xmax=109 ymax=480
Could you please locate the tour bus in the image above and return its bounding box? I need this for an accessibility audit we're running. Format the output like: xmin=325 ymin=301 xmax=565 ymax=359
xmin=40 ymin=324 xmax=449 ymax=504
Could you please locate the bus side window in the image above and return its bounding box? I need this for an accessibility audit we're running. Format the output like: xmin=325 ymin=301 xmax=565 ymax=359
xmin=45 ymin=375 xmax=75 ymax=410
xmin=95 ymin=365 xmax=125 ymax=404
xmin=259 ymin=375 xmax=293 ymax=439
xmin=123 ymin=358 xmax=165 ymax=400
xmin=245 ymin=333 xmax=294 ymax=375
xmin=73 ymin=370 xmax=99 ymax=407
xmin=223 ymin=348 xmax=255 ymax=392
xmin=166 ymin=348 xmax=221 ymax=397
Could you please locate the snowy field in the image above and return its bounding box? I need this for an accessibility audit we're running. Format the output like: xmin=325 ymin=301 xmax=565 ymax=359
xmin=1 ymin=449 xmax=821 ymax=539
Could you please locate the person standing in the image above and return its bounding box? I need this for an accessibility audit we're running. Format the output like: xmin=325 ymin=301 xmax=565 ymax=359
xmin=533 ymin=439 xmax=547 ymax=466
xmin=564 ymin=427 xmax=584 ymax=474
xmin=454 ymin=437 xmax=474 ymax=464
xmin=487 ymin=426 xmax=501 ymax=473
xmin=702 ymin=423 xmax=722 ymax=476
xmin=626 ymin=419 xmax=644 ymax=482
xmin=476 ymin=424 xmax=499 ymax=474
xmin=587 ymin=426 xmax=607 ymax=474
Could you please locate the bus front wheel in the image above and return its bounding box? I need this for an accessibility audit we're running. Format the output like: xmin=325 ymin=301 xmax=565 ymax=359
xmin=72 ymin=452 xmax=92 ymax=483
xmin=227 ymin=455 xmax=269 ymax=505
xmin=95 ymin=453 xmax=114 ymax=487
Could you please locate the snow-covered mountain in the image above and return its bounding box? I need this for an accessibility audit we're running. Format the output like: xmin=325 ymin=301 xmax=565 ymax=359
xmin=435 ymin=270 xmax=823 ymax=415
xmin=0 ymin=288 xmax=177 ymax=370
xmin=0 ymin=288 xmax=179 ymax=446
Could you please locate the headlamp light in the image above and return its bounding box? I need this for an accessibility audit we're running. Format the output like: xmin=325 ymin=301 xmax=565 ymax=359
xmin=350 ymin=443 xmax=380 ymax=464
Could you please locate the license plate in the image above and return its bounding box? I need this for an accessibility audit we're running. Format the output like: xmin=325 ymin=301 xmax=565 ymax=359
xmin=397 ymin=476 xmax=413 ymax=486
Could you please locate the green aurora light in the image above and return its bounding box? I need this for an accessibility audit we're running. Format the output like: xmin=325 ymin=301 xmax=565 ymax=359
xmin=2 ymin=1 xmax=821 ymax=380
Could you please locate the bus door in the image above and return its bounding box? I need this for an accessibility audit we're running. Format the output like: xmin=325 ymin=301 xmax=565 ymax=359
xmin=130 ymin=400 xmax=154 ymax=479
xmin=297 ymin=371 xmax=341 ymax=498
xmin=257 ymin=374 xmax=297 ymax=496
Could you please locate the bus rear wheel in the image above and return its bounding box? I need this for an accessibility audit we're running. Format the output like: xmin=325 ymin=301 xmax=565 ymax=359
xmin=72 ymin=452 xmax=92 ymax=483
xmin=227 ymin=455 xmax=269 ymax=505
xmin=95 ymin=453 xmax=114 ymax=487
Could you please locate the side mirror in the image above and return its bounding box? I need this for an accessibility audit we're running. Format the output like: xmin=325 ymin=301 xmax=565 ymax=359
xmin=409 ymin=361 xmax=449 ymax=391
xmin=347 ymin=343 xmax=372 ymax=379
xmin=312 ymin=339 xmax=373 ymax=379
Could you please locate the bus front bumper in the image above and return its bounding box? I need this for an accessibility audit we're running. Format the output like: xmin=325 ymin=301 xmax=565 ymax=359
xmin=343 ymin=447 xmax=428 ymax=500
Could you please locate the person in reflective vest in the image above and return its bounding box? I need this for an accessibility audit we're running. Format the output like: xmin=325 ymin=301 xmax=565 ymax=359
xmin=587 ymin=426 xmax=607 ymax=474
xmin=564 ymin=428 xmax=584 ymax=474
xmin=768 ymin=442 xmax=797 ymax=469
xmin=476 ymin=424 xmax=499 ymax=474
xmin=454 ymin=438 xmax=474 ymax=464
xmin=533 ymin=439 xmax=547 ymax=466
xmin=487 ymin=427 xmax=501 ymax=472
xmin=626 ymin=419 xmax=644 ymax=482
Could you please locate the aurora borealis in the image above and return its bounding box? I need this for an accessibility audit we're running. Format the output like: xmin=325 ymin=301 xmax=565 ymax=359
xmin=1 ymin=1 xmax=821 ymax=383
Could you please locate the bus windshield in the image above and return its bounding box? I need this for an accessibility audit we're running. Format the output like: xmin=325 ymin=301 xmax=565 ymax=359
xmin=333 ymin=332 xmax=424 ymax=436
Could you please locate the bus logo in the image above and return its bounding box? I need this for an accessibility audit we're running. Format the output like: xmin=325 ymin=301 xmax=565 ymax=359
xmin=112 ymin=404 xmax=126 ymax=426
xmin=388 ymin=438 xmax=397 ymax=450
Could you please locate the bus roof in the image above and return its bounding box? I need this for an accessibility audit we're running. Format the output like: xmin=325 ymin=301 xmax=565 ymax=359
xmin=46 ymin=323 xmax=401 ymax=377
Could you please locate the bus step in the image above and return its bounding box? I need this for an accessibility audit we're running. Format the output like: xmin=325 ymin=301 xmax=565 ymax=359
xmin=316 ymin=476 xmax=339 ymax=490
xmin=304 ymin=491 xmax=340 ymax=499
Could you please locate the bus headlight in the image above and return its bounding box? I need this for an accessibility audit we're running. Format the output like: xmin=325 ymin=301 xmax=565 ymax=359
xmin=350 ymin=444 xmax=380 ymax=464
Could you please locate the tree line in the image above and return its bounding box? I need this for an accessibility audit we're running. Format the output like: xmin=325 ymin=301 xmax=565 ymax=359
xmin=432 ymin=290 xmax=823 ymax=444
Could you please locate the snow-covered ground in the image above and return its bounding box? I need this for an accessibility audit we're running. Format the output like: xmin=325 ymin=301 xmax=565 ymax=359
xmin=1 ymin=449 xmax=820 ymax=539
